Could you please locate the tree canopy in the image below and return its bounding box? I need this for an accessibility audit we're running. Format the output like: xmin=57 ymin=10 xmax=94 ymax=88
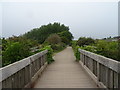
xmin=23 ymin=22 xmax=73 ymax=44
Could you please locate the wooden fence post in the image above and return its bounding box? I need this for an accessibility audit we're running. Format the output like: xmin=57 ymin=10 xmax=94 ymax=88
xmin=118 ymin=62 xmax=120 ymax=89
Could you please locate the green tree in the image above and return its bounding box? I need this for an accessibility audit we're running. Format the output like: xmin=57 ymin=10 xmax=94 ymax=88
xmin=58 ymin=31 xmax=73 ymax=44
xmin=24 ymin=22 xmax=73 ymax=43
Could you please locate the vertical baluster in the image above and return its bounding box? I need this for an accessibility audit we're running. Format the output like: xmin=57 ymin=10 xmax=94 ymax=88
xmin=113 ymin=72 xmax=118 ymax=88
xmin=97 ymin=62 xmax=100 ymax=82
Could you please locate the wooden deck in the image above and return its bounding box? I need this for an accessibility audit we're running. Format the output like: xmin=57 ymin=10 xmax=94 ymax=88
xmin=34 ymin=47 xmax=98 ymax=88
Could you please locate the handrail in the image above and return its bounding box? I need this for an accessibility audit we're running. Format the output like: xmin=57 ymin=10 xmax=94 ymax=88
xmin=0 ymin=50 xmax=48 ymax=88
xmin=78 ymin=48 xmax=120 ymax=89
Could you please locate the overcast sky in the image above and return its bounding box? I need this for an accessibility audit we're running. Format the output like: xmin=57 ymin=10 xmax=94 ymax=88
xmin=0 ymin=0 xmax=119 ymax=39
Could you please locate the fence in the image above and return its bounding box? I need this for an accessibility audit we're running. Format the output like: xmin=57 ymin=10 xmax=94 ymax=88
xmin=0 ymin=50 xmax=48 ymax=89
xmin=79 ymin=48 xmax=120 ymax=89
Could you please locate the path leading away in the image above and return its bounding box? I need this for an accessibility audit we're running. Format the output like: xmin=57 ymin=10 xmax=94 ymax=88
xmin=34 ymin=47 xmax=98 ymax=88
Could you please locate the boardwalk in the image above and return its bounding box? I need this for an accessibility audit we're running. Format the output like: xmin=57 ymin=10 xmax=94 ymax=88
xmin=34 ymin=47 xmax=98 ymax=88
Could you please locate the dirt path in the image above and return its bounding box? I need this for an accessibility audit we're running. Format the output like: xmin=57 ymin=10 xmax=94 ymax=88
xmin=34 ymin=47 xmax=98 ymax=88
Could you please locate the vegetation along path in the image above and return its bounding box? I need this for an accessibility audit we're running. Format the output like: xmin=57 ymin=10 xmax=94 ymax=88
xmin=34 ymin=47 xmax=98 ymax=88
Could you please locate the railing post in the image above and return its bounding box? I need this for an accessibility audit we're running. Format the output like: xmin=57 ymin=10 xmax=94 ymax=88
xmin=97 ymin=62 xmax=100 ymax=82
xmin=29 ymin=58 xmax=32 ymax=87
xmin=118 ymin=63 xmax=120 ymax=89
xmin=118 ymin=73 xmax=120 ymax=89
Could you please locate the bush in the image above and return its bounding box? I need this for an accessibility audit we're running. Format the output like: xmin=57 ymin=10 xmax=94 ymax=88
xmin=80 ymin=45 xmax=97 ymax=53
xmin=2 ymin=42 xmax=31 ymax=66
xmin=71 ymin=41 xmax=80 ymax=61
xmin=51 ymin=43 xmax=66 ymax=52
xmin=74 ymin=46 xmax=80 ymax=61
xmin=39 ymin=45 xmax=54 ymax=64
xmin=80 ymin=40 xmax=119 ymax=61
xmin=77 ymin=37 xmax=95 ymax=46
xmin=45 ymin=34 xmax=61 ymax=45
xmin=95 ymin=40 xmax=119 ymax=60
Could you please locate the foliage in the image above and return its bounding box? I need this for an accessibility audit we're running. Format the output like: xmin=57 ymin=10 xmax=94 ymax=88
xmin=80 ymin=40 xmax=119 ymax=61
xmin=95 ymin=40 xmax=119 ymax=60
xmin=2 ymin=38 xmax=8 ymax=51
xmin=74 ymin=46 xmax=80 ymax=61
xmin=45 ymin=34 xmax=61 ymax=44
xmin=24 ymin=22 xmax=73 ymax=44
xmin=72 ymin=37 xmax=119 ymax=61
xmin=80 ymin=45 xmax=97 ymax=53
xmin=2 ymin=36 xmax=39 ymax=67
xmin=51 ymin=43 xmax=66 ymax=52
xmin=60 ymin=36 xmax=70 ymax=45
xmin=7 ymin=36 xmax=39 ymax=48
xmin=77 ymin=37 xmax=95 ymax=46
xmin=2 ymin=22 xmax=74 ymax=66
xmin=71 ymin=41 xmax=80 ymax=61
xmin=58 ymin=30 xmax=73 ymax=44
xmin=39 ymin=45 xmax=54 ymax=64
xmin=2 ymin=42 xmax=31 ymax=66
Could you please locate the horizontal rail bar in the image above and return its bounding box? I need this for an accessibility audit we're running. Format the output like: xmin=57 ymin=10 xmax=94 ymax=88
xmin=78 ymin=49 xmax=120 ymax=73
xmin=78 ymin=48 xmax=120 ymax=89
xmin=0 ymin=50 xmax=48 ymax=83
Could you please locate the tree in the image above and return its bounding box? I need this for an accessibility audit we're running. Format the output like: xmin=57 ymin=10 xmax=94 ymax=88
xmin=23 ymin=22 xmax=73 ymax=44
xmin=45 ymin=34 xmax=61 ymax=45
xmin=58 ymin=31 xmax=73 ymax=44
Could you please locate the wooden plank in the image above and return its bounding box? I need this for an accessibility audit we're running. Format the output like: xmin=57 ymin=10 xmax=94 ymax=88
xmin=30 ymin=50 xmax=48 ymax=62
xmin=34 ymin=47 xmax=97 ymax=88
xmin=97 ymin=62 xmax=100 ymax=81
xmin=1 ymin=57 xmax=30 ymax=82
xmin=108 ymin=70 xmax=114 ymax=88
xmin=113 ymin=72 xmax=118 ymax=88
xmin=0 ymin=50 xmax=48 ymax=82
xmin=79 ymin=49 xmax=119 ymax=73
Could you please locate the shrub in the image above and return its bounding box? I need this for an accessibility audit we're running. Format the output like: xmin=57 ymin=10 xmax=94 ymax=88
xmin=80 ymin=45 xmax=97 ymax=53
xmin=95 ymin=40 xmax=119 ymax=60
xmin=51 ymin=43 xmax=66 ymax=51
xmin=74 ymin=46 xmax=80 ymax=61
xmin=80 ymin=40 xmax=119 ymax=61
xmin=39 ymin=45 xmax=54 ymax=64
xmin=45 ymin=34 xmax=61 ymax=45
xmin=2 ymin=42 xmax=31 ymax=66
xmin=77 ymin=37 xmax=95 ymax=46
xmin=71 ymin=41 xmax=80 ymax=61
